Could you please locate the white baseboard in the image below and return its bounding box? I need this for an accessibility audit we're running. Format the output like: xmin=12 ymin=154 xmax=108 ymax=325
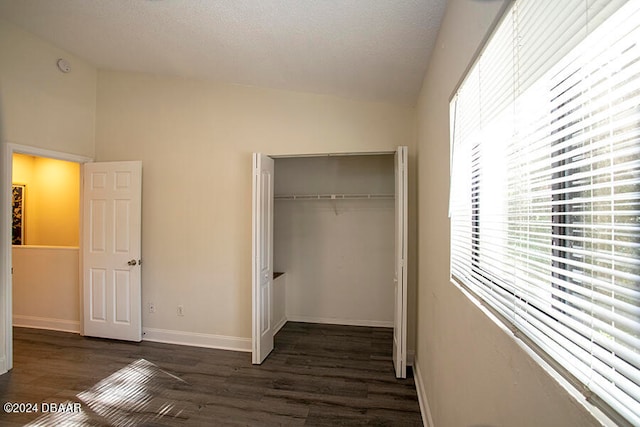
xmin=286 ymin=315 xmax=393 ymax=328
xmin=13 ymin=315 xmax=80 ymax=334
xmin=414 ymin=359 xmax=434 ymax=427
xmin=273 ymin=316 xmax=287 ymax=334
xmin=143 ymin=327 xmax=251 ymax=352
xmin=12 ymin=319 xmax=251 ymax=353
xmin=0 ymin=356 xmax=6 ymax=375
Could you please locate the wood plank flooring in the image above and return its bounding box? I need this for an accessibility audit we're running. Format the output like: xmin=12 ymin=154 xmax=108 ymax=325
xmin=0 ymin=322 xmax=423 ymax=426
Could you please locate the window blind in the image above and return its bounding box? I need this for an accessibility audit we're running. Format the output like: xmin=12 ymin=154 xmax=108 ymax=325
xmin=449 ymin=0 xmax=640 ymax=425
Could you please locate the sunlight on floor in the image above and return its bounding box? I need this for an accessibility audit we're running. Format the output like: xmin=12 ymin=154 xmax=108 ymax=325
xmin=26 ymin=359 xmax=189 ymax=426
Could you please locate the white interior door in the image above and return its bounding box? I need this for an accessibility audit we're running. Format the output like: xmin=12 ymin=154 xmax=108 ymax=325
xmin=252 ymin=153 xmax=275 ymax=364
xmin=82 ymin=161 xmax=142 ymax=342
xmin=393 ymin=146 xmax=408 ymax=378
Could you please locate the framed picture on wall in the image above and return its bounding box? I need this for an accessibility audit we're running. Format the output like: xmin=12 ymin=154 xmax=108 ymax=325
xmin=12 ymin=184 xmax=25 ymax=245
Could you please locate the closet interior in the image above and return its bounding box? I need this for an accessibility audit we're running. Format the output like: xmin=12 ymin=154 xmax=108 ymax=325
xmin=272 ymin=153 xmax=395 ymax=330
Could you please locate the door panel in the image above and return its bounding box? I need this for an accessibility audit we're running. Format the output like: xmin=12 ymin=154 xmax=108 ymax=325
xmin=90 ymin=270 xmax=107 ymax=321
xmin=393 ymin=146 xmax=408 ymax=378
xmin=114 ymin=200 xmax=131 ymax=252
xmin=90 ymin=200 xmax=107 ymax=252
xmin=83 ymin=161 xmax=142 ymax=342
xmin=252 ymin=153 xmax=275 ymax=364
xmin=114 ymin=271 xmax=131 ymax=323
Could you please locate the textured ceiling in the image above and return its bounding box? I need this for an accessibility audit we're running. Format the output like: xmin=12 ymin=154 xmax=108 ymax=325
xmin=0 ymin=0 xmax=447 ymax=106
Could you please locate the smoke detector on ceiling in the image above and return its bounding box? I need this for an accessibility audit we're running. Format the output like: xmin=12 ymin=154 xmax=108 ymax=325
xmin=56 ymin=58 xmax=71 ymax=73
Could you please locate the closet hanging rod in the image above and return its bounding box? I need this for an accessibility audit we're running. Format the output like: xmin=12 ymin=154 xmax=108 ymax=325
xmin=274 ymin=193 xmax=394 ymax=201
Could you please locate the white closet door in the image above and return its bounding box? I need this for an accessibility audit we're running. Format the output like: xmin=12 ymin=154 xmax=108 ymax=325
xmin=393 ymin=146 xmax=408 ymax=378
xmin=252 ymin=153 xmax=275 ymax=364
xmin=82 ymin=161 xmax=142 ymax=342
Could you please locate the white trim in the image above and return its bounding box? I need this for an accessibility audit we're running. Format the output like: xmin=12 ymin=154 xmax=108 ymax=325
xmin=273 ymin=317 xmax=287 ymax=335
xmin=269 ymin=150 xmax=395 ymax=159
xmin=7 ymin=142 xmax=93 ymax=164
xmin=13 ymin=316 xmax=80 ymax=334
xmin=286 ymin=315 xmax=393 ymax=328
xmin=413 ymin=359 xmax=434 ymax=427
xmin=1 ymin=143 xmax=12 ymax=374
xmin=143 ymin=327 xmax=251 ymax=352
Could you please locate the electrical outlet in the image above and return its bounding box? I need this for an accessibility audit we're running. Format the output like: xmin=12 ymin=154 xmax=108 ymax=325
xmin=177 ymin=305 xmax=184 ymax=316
xmin=148 ymin=303 xmax=156 ymax=314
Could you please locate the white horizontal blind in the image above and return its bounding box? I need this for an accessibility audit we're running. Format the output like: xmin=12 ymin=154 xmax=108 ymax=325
xmin=450 ymin=0 xmax=640 ymax=425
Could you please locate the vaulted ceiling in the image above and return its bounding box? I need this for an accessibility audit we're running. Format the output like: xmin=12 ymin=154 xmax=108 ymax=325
xmin=0 ymin=0 xmax=447 ymax=106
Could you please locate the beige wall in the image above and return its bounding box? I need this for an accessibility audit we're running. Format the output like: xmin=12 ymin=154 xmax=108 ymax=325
xmin=415 ymin=0 xmax=603 ymax=426
xmin=0 ymin=19 xmax=96 ymax=157
xmin=12 ymin=246 xmax=79 ymax=332
xmin=13 ymin=154 xmax=80 ymax=247
xmin=95 ymin=70 xmax=416 ymax=342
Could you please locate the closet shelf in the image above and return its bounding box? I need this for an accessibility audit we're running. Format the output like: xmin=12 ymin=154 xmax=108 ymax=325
xmin=274 ymin=193 xmax=394 ymax=201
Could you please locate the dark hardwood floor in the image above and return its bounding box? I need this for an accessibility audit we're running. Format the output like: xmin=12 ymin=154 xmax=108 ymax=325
xmin=0 ymin=322 xmax=422 ymax=426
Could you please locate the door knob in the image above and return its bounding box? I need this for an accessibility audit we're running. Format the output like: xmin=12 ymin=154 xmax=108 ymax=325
xmin=128 ymin=259 xmax=137 ymax=266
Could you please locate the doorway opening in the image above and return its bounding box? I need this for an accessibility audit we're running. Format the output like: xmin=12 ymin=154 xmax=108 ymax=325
xmin=252 ymin=148 xmax=408 ymax=377
xmin=11 ymin=153 xmax=82 ymax=333
xmin=273 ymin=154 xmax=395 ymax=328
xmin=1 ymin=143 xmax=92 ymax=373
